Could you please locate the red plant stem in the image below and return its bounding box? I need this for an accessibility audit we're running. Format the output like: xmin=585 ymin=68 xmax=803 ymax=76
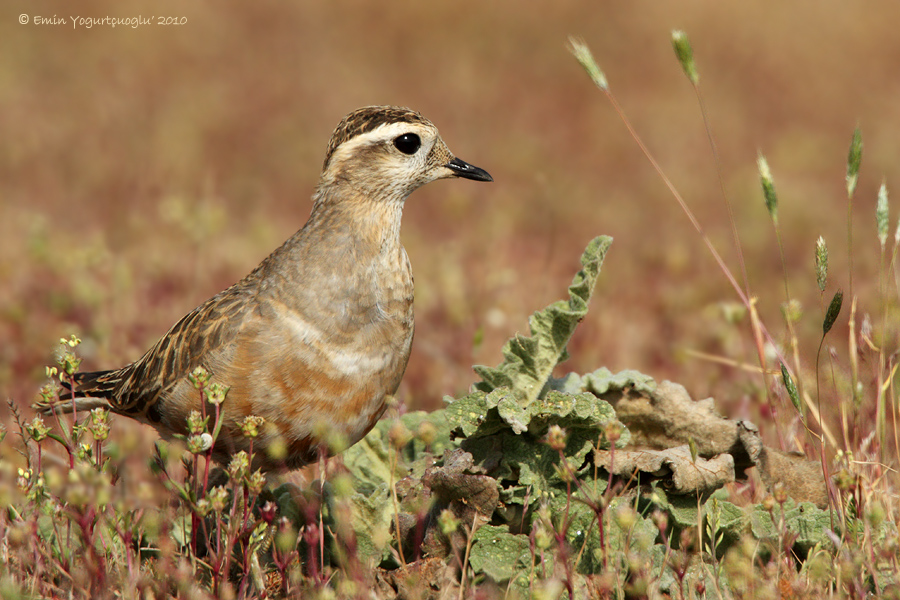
xmin=69 ymin=372 xmax=79 ymax=430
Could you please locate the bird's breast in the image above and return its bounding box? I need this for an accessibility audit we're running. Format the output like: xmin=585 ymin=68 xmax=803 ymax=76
xmin=272 ymin=241 xmax=414 ymax=375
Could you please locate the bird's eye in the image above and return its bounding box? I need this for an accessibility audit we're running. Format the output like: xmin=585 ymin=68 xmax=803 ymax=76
xmin=393 ymin=133 xmax=421 ymax=155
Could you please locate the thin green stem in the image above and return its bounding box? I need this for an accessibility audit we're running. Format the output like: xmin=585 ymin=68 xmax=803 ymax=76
xmin=692 ymin=84 xmax=751 ymax=298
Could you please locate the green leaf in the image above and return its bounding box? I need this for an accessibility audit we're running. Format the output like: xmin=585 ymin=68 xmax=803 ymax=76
xmin=538 ymin=495 xmax=658 ymax=575
xmin=749 ymin=501 xmax=833 ymax=552
xmin=340 ymin=410 xmax=456 ymax=563
xmin=444 ymin=389 xmax=509 ymax=438
xmin=349 ymin=485 xmax=394 ymax=564
xmin=474 ymin=236 xmax=612 ymax=405
xmin=648 ymin=487 xmax=743 ymax=534
xmin=653 ymin=487 xmax=702 ymax=529
xmin=170 ymin=509 xmax=192 ymax=548
xmin=710 ymin=500 xmax=747 ymax=538
xmin=823 ymin=290 xmax=843 ymax=336
xmin=505 ymin=424 xmax=593 ymax=491
xmin=341 ymin=418 xmax=398 ymax=496
xmin=549 ymin=367 xmax=657 ymax=397
xmin=451 ymin=390 xmax=625 ymax=502
xmin=468 ymin=525 xmax=531 ymax=582
xmin=344 ymin=410 xmax=453 ymax=495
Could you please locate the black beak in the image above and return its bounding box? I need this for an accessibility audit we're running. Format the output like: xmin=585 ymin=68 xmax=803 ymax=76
xmin=446 ymin=157 xmax=493 ymax=182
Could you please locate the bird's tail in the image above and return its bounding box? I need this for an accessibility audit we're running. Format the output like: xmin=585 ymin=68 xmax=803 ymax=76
xmin=33 ymin=369 xmax=121 ymax=414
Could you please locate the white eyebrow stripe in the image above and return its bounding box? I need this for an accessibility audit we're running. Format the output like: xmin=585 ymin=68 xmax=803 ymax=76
xmin=341 ymin=122 xmax=432 ymax=150
xmin=325 ymin=121 xmax=438 ymax=175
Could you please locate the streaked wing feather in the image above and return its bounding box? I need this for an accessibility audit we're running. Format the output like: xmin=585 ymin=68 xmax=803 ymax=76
xmin=111 ymin=279 xmax=258 ymax=417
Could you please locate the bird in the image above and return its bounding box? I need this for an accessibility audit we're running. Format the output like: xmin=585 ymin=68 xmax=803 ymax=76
xmin=35 ymin=105 xmax=492 ymax=470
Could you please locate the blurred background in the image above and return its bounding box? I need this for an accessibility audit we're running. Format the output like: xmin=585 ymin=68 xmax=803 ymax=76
xmin=2 ymin=0 xmax=899 ymax=451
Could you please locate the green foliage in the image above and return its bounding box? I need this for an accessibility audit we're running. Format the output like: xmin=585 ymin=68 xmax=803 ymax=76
xmin=332 ymin=235 xmax=860 ymax=599
xmin=339 ymin=409 xmax=454 ymax=564
xmin=548 ymin=366 xmax=657 ymax=397
xmin=748 ymin=500 xmax=833 ymax=552
xmin=468 ymin=525 xmax=531 ymax=582
xmin=329 ymin=234 xmax=893 ymax=599
xmin=447 ymin=387 xmax=629 ymax=506
xmin=473 ymin=235 xmax=612 ymax=404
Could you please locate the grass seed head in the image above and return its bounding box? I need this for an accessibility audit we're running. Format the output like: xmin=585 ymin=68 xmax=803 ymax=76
xmin=846 ymin=127 xmax=863 ymax=198
xmin=568 ymin=36 xmax=608 ymax=91
xmin=815 ymin=236 xmax=828 ymax=291
xmin=757 ymin=154 xmax=778 ymax=224
xmin=672 ymin=30 xmax=699 ymax=84
xmin=877 ymin=182 xmax=889 ymax=247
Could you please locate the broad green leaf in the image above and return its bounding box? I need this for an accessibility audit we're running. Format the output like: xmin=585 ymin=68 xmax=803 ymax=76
xmin=341 ymin=410 xmax=457 ymax=564
xmin=444 ymin=389 xmax=510 ymax=437
xmin=649 ymin=487 xmax=743 ymax=539
xmin=607 ymin=497 xmax=660 ymax=555
xmin=468 ymin=525 xmax=531 ymax=582
xmin=473 ymin=236 xmax=612 ymax=405
xmin=549 ymin=367 xmax=657 ymax=397
xmin=449 ymin=386 xmax=627 ymax=444
xmin=453 ymin=390 xmax=627 ymax=501
xmin=537 ymin=494 xmax=657 ymax=575
xmin=505 ymin=426 xmax=593 ymax=491
xmin=749 ymin=500 xmax=833 ymax=551
xmin=704 ymin=498 xmax=747 ymax=549
xmin=345 ymin=410 xmax=453 ymax=495
xmin=341 ymin=418 xmax=399 ymax=496
xmin=349 ymin=485 xmax=393 ymax=564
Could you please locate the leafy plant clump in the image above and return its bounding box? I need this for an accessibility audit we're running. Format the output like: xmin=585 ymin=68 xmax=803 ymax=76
xmin=335 ymin=235 xmax=881 ymax=600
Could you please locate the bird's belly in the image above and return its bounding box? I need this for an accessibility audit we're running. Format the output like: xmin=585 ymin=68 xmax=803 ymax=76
xmin=230 ymin=304 xmax=412 ymax=466
xmin=162 ymin=289 xmax=413 ymax=469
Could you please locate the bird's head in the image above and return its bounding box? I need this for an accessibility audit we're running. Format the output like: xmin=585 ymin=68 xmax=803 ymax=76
xmin=317 ymin=106 xmax=492 ymax=204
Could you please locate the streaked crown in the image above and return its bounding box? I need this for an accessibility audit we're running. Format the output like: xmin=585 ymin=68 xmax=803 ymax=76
xmin=323 ymin=106 xmax=431 ymax=170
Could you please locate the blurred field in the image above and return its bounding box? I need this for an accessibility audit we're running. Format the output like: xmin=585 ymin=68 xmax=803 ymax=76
xmin=2 ymin=0 xmax=899 ymax=452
